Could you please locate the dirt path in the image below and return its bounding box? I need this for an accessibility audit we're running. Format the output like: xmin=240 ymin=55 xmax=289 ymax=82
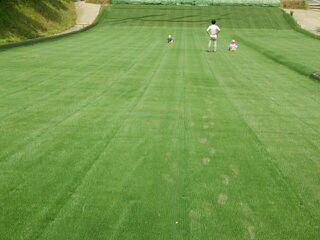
xmin=62 ymin=1 xmax=101 ymax=34
xmin=284 ymin=9 xmax=320 ymax=35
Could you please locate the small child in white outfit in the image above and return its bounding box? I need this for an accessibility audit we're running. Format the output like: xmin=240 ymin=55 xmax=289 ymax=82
xmin=228 ymin=39 xmax=238 ymax=52
xmin=168 ymin=34 xmax=174 ymax=44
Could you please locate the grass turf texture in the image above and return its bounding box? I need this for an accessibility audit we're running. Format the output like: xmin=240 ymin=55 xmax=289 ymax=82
xmin=0 ymin=4 xmax=320 ymax=240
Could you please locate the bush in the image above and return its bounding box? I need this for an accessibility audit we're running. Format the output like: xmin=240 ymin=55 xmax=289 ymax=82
xmin=86 ymin=0 xmax=111 ymax=4
xmin=281 ymin=0 xmax=308 ymax=9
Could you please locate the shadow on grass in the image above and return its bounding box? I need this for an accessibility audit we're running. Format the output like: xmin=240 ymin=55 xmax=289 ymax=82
xmin=107 ymin=13 xmax=230 ymax=25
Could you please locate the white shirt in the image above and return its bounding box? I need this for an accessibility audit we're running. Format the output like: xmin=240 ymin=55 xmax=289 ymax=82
xmin=229 ymin=43 xmax=238 ymax=50
xmin=207 ymin=24 xmax=220 ymax=39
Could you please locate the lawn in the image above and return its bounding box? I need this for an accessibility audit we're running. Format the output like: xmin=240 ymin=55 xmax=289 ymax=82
xmin=0 ymin=4 xmax=319 ymax=240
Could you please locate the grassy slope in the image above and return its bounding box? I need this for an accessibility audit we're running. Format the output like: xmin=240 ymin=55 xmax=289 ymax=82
xmin=0 ymin=0 xmax=76 ymax=44
xmin=0 ymin=4 xmax=319 ymax=240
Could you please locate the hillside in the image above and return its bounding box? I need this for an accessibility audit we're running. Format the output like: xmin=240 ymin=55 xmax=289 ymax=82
xmin=0 ymin=0 xmax=76 ymax=45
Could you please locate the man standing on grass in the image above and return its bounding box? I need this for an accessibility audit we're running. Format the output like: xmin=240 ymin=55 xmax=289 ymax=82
xmin=207 ymin=19 xmax=221 ymax=52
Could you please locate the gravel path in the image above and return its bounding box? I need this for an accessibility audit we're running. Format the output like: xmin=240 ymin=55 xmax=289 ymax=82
xmin=62 ymin=1 xmax=101 ymax=34
xmin=284 ymin=9 xmax=320 ymax=35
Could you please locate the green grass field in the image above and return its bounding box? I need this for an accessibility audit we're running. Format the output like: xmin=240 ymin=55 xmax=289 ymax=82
xmin=0 ymin=4 xmax=319 ymax=239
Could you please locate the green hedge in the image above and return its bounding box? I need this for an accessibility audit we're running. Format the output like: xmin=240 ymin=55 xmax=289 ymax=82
xmin=112 ymin=0 xmax=280 ymax=6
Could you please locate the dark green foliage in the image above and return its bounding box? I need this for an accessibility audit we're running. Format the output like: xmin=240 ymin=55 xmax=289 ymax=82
xmin=311 ymin=72 xmax=320 ymax=80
